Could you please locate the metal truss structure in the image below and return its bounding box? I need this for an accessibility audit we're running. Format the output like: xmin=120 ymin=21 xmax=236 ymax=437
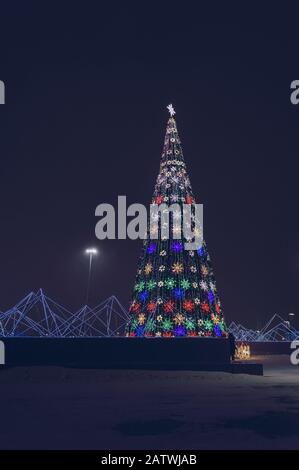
xmin=228 ymin=314 xmax=299 ymax=342
xmin=0 ymin=289 xmax=129 ymax=337
xmin=0 ymin=291 xmax=298 ymax=340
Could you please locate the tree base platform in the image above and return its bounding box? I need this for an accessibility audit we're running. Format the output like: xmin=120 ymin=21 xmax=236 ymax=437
xmin=0 ymin=337 xmax=262 ymax=375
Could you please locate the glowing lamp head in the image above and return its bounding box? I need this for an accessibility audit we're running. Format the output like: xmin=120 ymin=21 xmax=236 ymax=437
xmin=85 ymin=248 xmax=98 ymax=255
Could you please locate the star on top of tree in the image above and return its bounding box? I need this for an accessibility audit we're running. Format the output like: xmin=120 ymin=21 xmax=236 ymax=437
xmin=167 ymin=103 xmax=176 ymax=117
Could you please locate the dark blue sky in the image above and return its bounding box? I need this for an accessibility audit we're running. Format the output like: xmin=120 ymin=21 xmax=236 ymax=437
xmin=0 ymin=3 xmax=299 ymax=327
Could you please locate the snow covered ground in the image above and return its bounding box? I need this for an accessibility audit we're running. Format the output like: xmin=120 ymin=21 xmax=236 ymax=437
xmin=0 ymin=355 xmax=298 ymax=449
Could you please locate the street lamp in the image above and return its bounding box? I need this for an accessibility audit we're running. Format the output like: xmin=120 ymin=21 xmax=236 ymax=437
xmin=289 ymin=312 xmax=295 ymax=327
xmin=85 ymin=248 xmax=98 ymax=305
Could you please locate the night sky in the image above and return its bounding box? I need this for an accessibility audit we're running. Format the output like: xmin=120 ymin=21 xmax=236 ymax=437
xmin=0 ymin=3 xmax=299 ymax=328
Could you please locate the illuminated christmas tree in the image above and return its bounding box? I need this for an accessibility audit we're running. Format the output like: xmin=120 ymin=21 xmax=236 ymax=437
xmin=126 ymin=105 xmax=227 ymax=338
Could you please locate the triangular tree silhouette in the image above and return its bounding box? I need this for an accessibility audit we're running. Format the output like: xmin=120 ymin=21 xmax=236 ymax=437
xmin=126 ymin=106 xmax=227 ymax=337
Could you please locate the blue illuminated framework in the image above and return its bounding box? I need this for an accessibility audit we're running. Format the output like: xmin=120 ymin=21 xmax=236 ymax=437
xmin=0 ymin=290 xmax=298 ymax=340
xmin=228 ymin=314 xmax=299 ymax=342
xmin=0 ymin=289 xmax=129 ymax=337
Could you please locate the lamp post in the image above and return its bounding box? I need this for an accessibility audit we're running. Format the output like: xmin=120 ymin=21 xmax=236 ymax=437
xmin=85 ymin=248 xmax=98 ymax=306
xmin=288 ymin=312 xmax=295 ymax=327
